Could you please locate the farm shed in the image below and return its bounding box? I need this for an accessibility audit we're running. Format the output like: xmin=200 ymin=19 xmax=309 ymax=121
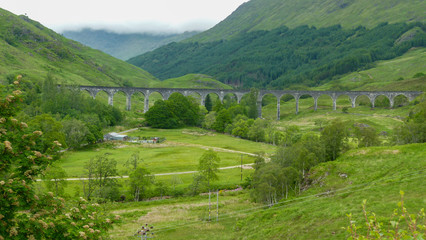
xmin=104 ymin=132 xmax=129 ymax=141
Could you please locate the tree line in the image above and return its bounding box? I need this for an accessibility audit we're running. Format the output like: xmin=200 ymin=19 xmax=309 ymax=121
xmin=10 ymin=74 xmax=123 ymax=149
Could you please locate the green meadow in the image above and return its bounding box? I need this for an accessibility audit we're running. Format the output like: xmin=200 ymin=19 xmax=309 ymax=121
xmin=102 ymin=143 xmax=425 ymax=239
xmin=58 ymin=127 xmax=275 ymax=178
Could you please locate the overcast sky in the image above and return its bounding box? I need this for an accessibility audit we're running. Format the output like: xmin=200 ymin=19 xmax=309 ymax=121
xmin=1 ymin=0 xmax=249 ymax=34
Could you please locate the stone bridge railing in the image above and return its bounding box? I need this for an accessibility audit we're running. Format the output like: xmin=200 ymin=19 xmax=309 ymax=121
xmin=75 ymin=85 xmax=422 ymax=120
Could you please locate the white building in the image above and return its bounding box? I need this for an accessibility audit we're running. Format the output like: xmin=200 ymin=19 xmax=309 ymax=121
xmin=103 ymin=132 xmax=129 ymax=141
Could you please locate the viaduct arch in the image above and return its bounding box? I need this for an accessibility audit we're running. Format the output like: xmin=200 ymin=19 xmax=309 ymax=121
xmin=77 ymin=86 xmax=422 ymax=120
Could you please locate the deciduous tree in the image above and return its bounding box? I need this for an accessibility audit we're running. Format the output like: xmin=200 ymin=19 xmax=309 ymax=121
xmin=198 ymin=150 xmax=220 ymax=191
xmin=129 ymin=167 xmax=154 ymax=201
xmin=321 ymin=119 xmax=349 ymax=161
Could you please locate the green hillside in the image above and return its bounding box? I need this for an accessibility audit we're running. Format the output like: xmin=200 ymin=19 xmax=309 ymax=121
xmin=191 ymin=0 xmax=426 ymax=42
xmin=104 ymin=141 xmax=425 ymax=239
xmin=319 ymin=47 xmax=426 ymax=91
xmin=232 ymin=143 xmax=426 ymax=239
xmin=155 ymin=74 xmax=232 ymax=89
xmin=128 ymin=22 xmax=425 ymax=89
xmin=0 ymin=8 xmax=158 ymax=87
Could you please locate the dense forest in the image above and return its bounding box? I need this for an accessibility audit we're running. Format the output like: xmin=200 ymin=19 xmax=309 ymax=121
xmin=129 ymin=22 xmax=425 ymax=89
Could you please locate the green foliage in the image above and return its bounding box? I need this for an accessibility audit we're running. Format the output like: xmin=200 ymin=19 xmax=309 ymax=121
xmin=187 ymin=174 xmax=207 ymax=196
xmin=129 ymin=167 xmax=155 ymax=201
xmin=413 ymin=72 xmax=425 ymax=78
xmin=0 ymin=77 xmax=119 ymax=239
xmin=204 ymin=94 xmax=213 ymax=112
xmin=393 ymin=99 xmax=426 ymax=144
xmin=42 ymin=163 xmax=68 ymax=197
xmin=83 ymin=153 xmax=119 ymax=200
xmin=251 ymin=162 xmax=301 ymax=205
xmin=321 ymin=119 xmax=349 ymax=161
xmin=202 ymin=111 xmax=216 ymax=129
xmin=20 ymin=76 xmax=123 ymax=148
xmin=212 ymin=109 xmax=232 ymax=133
xmin=29 ymin=113 xmax=67 ymax=150
xmin=129 ymin=23 xmax=425 ymax=88
xmin=167 ymin=93 xmax=201 ymax=126
xmin=231 ymin=118 xmax=251 ymax=138
xmin=145 ymin=93 xmax=202 ymax=129
xmin=346 ymin=191 xmax=426 ymax=239
xmin=123 ymin=151 xmax=141 ymax=173
xmin=354 ymin=124 xmax=381 ymax=148
xmin=62 ymin=119 xmax=90 ymax=149
xmin=247 ymin=118 xmax=267 ymax=142
xmin=247 ymin=88 xmax=258 ymax=119
xmin=250 ymin=131 xmax=327 ymax=204
xmin=197 ymin=150 xmax=221 ymax=190
xmin=144 ymin=100 xmax=178 ymax=128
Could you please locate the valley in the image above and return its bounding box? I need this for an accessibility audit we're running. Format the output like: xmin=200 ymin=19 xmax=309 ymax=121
xmin=1 ymin=0 xmax=425 ymax=239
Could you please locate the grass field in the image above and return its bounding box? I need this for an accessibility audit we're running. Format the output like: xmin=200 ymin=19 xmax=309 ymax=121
xmin=58 ymin=127 xmax=275 ymax=178
xmin=104 ymin=143 xmax=425 ymax=239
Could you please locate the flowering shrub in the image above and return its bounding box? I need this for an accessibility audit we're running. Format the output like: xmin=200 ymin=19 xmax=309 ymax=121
xmin=0 ymin=76 xmax=120 ymax=239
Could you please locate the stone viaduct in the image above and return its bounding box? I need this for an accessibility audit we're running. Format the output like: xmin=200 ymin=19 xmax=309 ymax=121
xmin=78 ymin=85 xmax=422 ymax=120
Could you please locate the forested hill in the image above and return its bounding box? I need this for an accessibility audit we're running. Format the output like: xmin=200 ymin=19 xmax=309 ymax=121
xmin=128 ymin=23 xmax=426 ymax=89
xmin=190 ymin=0 xmax=426 ymax=42
xmin=0 ymin=8 xmax=158 ymax=87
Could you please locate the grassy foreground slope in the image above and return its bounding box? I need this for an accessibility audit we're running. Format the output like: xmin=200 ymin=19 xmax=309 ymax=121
xmin=0 ymin=8 xmax=158 ymax=87
xmin=191 ymin=0 xmax=426 ymax=42
xmin=234 ymin=143 xmax=426 ymax=239
xmin=110 ymin=143 xmax=425 ymax=239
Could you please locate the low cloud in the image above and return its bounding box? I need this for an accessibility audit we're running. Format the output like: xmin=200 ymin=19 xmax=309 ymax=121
xmin=57 ymin=20 xmax=215 ymax=35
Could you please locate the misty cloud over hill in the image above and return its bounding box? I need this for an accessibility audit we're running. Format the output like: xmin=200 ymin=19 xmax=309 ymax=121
xmin=63 ymin=28 xmax=199 ymax=60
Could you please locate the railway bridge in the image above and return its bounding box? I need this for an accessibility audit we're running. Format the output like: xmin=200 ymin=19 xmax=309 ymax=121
xmin=77 ymin=85 xmax=422 ymax=120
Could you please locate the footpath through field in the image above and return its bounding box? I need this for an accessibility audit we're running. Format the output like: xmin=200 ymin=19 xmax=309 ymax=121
xmin=43 ymin=128 xmax=261 ymax=181
xmin=44 ymin=164 xmax=254 ymax=182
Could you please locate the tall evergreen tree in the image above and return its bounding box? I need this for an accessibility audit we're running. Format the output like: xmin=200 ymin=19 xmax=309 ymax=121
xmin=205 ymin=94 xmax=213 ymax=112
xmin=247 ymin=88 xmax=259 ymax=119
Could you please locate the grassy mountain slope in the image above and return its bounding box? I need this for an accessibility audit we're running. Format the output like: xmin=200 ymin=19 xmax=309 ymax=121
xmin=63 ymin=29 xmax=199 ymax=60
xmin=191 ymin=0 xmax=426 ymax=42
xmin=233 ymin=143 xmax=426 ymax=239
xmin=155 ymin=74 xmax=232 ymax=89
xmin=0 ymin=8 xmax=159 ymax=87
xmin=318 ymin=47 xmax=426 ymax=91
xmin=129 ymin=22 xmax=425 ymax=89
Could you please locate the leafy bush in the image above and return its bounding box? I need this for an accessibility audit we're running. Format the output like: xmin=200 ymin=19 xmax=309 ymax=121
xmin=346 ymin=191 xmax=425 ymax=239
xmin=0 ymin=76 xmax=120 ymax=239
xmin=145 ymin=93 xmax=202 ymax=129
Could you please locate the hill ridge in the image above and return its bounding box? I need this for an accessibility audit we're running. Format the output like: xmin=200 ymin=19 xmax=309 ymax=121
xmin=190 ymin=0 xmax=426 ymax=42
